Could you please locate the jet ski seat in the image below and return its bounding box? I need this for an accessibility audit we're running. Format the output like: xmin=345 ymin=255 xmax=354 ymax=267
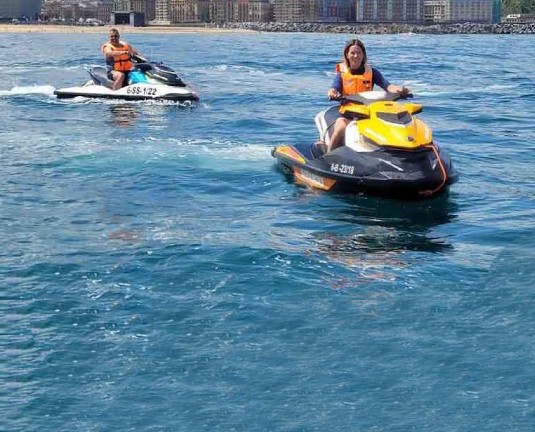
xmin=88 ymin=67 xmax=114 ymax=89
xmin=314 ymin=105 xmax=343 ymax=147
xmin=311 ymin=141 xmax=327 ymax=158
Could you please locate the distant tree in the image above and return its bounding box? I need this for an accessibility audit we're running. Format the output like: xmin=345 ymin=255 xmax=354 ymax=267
xmin=502 ymin=0 xmax=535 ymax=15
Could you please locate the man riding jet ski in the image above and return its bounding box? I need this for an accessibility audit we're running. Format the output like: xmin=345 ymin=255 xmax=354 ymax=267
xmin=54 ymin=28 xmax=199 ymax=102
xmin=272 ymin=38 xmax=457 ymax=199
xmin=271 ymin=90 xmax=458 ymax=199
xmin=102 ymin=27 xmax=141 ymax=90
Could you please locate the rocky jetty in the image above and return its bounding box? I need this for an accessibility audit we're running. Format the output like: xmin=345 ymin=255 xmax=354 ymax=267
xmin=215 ymin=22 xmax=535 ymax=35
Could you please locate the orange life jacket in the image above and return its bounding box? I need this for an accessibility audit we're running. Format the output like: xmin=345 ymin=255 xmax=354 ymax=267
xmin=101 ymin=41 xmax=133 ymax=72
xmin=336 ymin=62 xmax=373 ymax=96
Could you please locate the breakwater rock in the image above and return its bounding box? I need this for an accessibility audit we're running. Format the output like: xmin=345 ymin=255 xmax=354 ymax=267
xmin=214 ymin=22 xmax=535 ymax=35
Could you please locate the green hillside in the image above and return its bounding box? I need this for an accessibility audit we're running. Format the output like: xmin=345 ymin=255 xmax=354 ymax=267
xmin=502 ymin=0 xmax=535 ymax=14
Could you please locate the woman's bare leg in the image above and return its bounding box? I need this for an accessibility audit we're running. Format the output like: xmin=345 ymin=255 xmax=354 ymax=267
xmin=328 ymin=117 xmax=350 ymax=152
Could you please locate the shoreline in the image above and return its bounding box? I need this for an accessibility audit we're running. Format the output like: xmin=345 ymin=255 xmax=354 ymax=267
xmin=219 ymin=21 xmax=535 ymax=35
xmin=2 ymin=22 xmax=534 ymax=35
xmin=0 ymin=23 xmax=253 ymax=34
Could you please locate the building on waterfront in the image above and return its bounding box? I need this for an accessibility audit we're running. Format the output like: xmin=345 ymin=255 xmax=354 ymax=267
xmin=272 ymin=0 xmax=347 ymax=22
xmin=423 ymin=0 xmax=446 ymax=22
xmin=0 ymin=0 xmax=43 ymax=20
xmin=273 ymin=0 xmax=322 ymax=22
xmin=317 ymin=0 xmax=354 ymax=22
xmin=151 ymin=0 xmax=271 ymax=24
xmin=40 ymin=0 xmax=62 ymax=20
xmin=96 ymin=0 xmax=114 ymax=22
xmin=114 ymin=0 xmax=156 ymax=23
xmin=492 ymin=0 xmax=500 ymax=22
xmin=449 ymin=0 xmax=493 ymax=22
xmin=423 ymin=0 xmax=497 ymax=23
xmin=40 ymin=0 xmax=114 ymax=23
xmin=274 ymin=0 xmax=422 ymax=23
xmin=273 ymin=0 xmax=306 ymax=22
xmin=41 ymin=0 xmax=94 ymax=22
xmin=209 ymin=0 xmax=238 ymax=22
xmin=246 ymin=0 xmax=273 ymax=21
xmin=355 ymin=0 xmax=424 ymax=23
xmin=168 ymin=0 xmax=209 ymax=22
xmin=153 ymin=0 xmax=170 ymax=23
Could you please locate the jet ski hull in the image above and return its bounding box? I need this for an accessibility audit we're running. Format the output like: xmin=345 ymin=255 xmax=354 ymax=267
xmin=54 ymin=82 xmax=199 ymax=102
xmin=272 ymin=142 xmax=459 ymax=199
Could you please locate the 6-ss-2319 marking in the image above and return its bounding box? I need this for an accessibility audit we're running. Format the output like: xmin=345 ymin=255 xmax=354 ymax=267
xmin=330 ymin=163 xmax=355 ymax=175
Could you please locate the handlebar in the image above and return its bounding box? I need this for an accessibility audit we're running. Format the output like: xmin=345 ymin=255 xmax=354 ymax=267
xmin=329 ymin=92 xmax=413 ymax=104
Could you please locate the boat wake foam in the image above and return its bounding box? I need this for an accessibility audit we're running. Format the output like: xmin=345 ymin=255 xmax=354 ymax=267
xmin=0 ymin=85 xmax=56 ymax=97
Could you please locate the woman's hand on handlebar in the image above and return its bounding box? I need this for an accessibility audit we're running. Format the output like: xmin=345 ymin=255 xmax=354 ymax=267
xmin=328 ymin=89 xmax=341 ymax=100
xmin=398 ymin=86 xmax=411 ymax=98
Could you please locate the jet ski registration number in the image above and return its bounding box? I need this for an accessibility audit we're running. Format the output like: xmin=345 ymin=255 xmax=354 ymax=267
xmin=126 ymin=86 xmax=157 ymax=96
xmin=330 ymin=163 xmax=355 ymax=175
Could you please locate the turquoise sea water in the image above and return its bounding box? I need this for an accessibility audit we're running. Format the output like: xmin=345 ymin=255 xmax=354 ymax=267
xmin=1 ymin=32 xmax=534 ymax=431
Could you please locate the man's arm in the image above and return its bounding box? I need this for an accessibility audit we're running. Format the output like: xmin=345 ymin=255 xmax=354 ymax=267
xmin=103 ymin=46 xmax=116 ymax=59
xmin=126 ymin=43 xmax=140 ymax=57
xmin=102 ymin=43 xmax=130 ymax=59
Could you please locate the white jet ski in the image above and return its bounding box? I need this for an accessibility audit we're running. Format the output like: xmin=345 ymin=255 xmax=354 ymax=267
xmin=54 ymin=56 xmax=199 ymax=102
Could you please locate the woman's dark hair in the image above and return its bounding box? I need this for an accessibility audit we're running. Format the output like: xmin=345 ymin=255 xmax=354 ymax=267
xmin=343 ymin=39 xmax=367 ymax=69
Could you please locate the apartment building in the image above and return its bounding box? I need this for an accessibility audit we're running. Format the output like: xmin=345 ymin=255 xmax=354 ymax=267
xmin=114 ymin=0 xmax=156 ymax=21
xmin=318 ymin=0 xmax=354 ymax=22
xmin=40 ymin=0 xmax=113 ymax=22
xmin=153 ymin=0 xmax=270 ymax=23
xmin=97 ymin=0 xmax=114 ymax=22
xmin=273 ymin=0 xmax=354 ymax=22
xmin=168 ymin=0 xmax=209 ymax=22
xmin=356 ymin=0 xmax=424 ymax=23
xmin=273 ymin=0 xmax=314 ymax=22
xmin=154 ymin=0 xmax=170 ymax=22
xmin=209 ymin=0 xmax=238 ymax=22
xmin=423 ymin=0 xmax=497 ymax=23
xmin=247 ymin=0 xmax=273 ymax=21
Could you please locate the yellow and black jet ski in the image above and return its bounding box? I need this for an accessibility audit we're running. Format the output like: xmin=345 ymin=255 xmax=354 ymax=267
xmin=272 ymin=91 xmax=458 ymax=199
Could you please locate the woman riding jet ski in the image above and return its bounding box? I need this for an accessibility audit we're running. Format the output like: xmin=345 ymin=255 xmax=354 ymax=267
xmin=54 ymin=28 xmax=198 ymax=102
xmin=271 ymin=39 xmax=458 ymax=199
xmin=272 ymin=90 xmax=458 ymax=199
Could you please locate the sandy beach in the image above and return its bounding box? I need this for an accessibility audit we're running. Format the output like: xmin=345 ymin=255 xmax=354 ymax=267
xmin=0 ymin=23 xmax=253 ymax=34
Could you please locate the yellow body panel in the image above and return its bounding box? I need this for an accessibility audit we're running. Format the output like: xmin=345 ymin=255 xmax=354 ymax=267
xmin=339 ymin=103 xmax=369 ymax=118
xmin=341 ymin=100 xmax=432 ymax=150
xmin=274 ymin=145 xmax=306 ymax=164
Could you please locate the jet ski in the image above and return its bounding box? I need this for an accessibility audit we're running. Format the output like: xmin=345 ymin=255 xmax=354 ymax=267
xmin=272 ymin=91 xmax=458 ymax=199
xmin=54 ymin=55 xmax=199 ymax=102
